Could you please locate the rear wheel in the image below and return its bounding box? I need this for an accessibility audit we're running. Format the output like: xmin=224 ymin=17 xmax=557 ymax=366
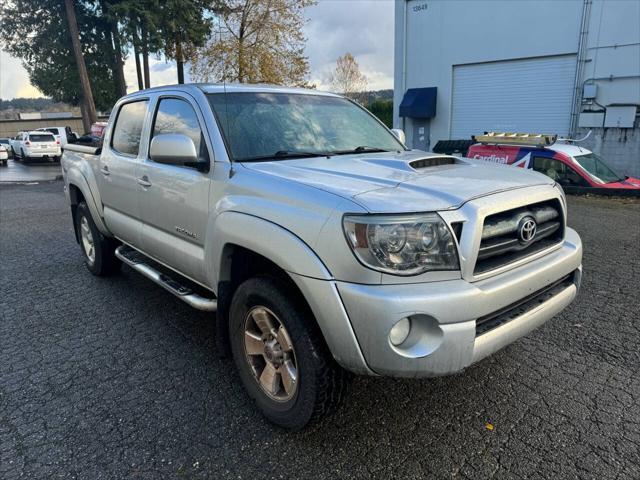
xmin=229 ymin=276 xmax=350 ymax=430
xmin=75 ymin=202 xmax=120 ymax=276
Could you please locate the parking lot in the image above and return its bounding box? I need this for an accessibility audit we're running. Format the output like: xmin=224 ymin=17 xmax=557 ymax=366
xmin=0 ymin=159 xmax=62 ymax=183
xmin=1 ymin=181 xmax=639 ymax=479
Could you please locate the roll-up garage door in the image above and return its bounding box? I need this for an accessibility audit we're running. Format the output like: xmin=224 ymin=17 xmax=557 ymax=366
xmin=450 ymin=55 xmax=576 ymax=138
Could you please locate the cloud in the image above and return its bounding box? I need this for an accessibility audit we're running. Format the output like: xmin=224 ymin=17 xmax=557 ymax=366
xmin=122 ymin=54 xmax=190 ymax=93
xmin=0 ymin=0 xmax=394 ymax=99
xmin=0 ymin=52 xmax=44 ymax=99
xmin=304 ymin=0 xmax=394 ymax=92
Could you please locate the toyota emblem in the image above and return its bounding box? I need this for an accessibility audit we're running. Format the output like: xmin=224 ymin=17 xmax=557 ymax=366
xmin=518 ymin=217 xmax=537 ymax=243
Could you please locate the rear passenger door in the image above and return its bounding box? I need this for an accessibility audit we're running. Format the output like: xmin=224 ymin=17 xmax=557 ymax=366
xmin=99 ymin=99 xmax=150 ymax=248
xmin=137 ymin=95 xmax=212 ymax=284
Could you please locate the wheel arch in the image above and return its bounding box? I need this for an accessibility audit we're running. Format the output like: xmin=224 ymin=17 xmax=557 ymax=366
xmin=65 ymin=169 xmax=110 ymax=237
xmin=208 ymin=211 xmax=333 ymax=286
xmin=209 ymin=212 xmax=334 ymax=358
xmin=214 ymin=243 xmax=324 ymax=359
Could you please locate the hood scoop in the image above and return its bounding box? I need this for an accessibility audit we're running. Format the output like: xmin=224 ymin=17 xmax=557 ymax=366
xmin=409 ymin=156 xmax=458 ymax=170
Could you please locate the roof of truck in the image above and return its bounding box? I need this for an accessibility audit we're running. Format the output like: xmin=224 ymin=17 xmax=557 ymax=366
xmin=124 ymin=83 xmax=339 ymax=98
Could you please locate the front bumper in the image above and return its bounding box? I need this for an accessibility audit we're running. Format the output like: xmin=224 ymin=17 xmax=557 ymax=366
xmin=332 ymin=228 xmax=582 ymax=377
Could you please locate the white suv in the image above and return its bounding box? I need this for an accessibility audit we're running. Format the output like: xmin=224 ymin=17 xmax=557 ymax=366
xmin=11 ymin=131 xmax=62 ymax=163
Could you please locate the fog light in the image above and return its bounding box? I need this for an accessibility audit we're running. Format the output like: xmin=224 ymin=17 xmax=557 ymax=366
xmin=389 ymin=318 xmax=411 ymax=346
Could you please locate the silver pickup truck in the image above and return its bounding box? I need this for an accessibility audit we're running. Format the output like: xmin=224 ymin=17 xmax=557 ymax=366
xmin=61 ymin=84 xmax=583 ymax=429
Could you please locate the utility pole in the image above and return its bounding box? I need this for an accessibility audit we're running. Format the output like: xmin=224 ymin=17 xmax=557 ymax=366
xmin=63 ymin=0 xmax=97 ymax=133
xmin=141 ymin=25 xmax=151 ymax=89
xmin=176 ymin=33 xmax=185 ymax=84
xmin=133 ymin=26 xmax=144 ymax=90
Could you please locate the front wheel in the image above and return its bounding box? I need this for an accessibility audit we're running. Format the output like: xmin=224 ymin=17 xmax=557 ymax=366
xmin=75 ymin=202 xmax=120 ymax=276
xmin=229 ymin=276 xmax=350 ymax=430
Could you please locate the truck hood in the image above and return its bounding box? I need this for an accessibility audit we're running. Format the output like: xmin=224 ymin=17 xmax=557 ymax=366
xmin=241 ymin=151 xmax=554 ymax=212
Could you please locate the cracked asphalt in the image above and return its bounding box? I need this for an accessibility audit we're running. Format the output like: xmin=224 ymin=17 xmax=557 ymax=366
xmin=1 ymin=181 xmax=639 ymax=479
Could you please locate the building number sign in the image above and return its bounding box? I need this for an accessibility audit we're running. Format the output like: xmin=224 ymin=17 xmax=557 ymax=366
xmin=412 ymin=3 xmax=428 ymax=13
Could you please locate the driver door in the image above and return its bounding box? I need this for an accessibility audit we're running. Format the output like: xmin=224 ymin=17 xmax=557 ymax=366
xmin=532 ymin=156 xmax=588 ymax=187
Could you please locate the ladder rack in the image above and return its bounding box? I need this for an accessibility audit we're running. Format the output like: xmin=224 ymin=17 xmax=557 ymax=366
xmin=474 ymin=132 xmax=557 ymax=147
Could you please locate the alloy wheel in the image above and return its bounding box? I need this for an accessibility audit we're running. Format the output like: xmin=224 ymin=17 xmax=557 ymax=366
xmin=243 ymin=306 xmax=298 ymax=402
xmin=80 ymin=216 xmax=95 ymax=265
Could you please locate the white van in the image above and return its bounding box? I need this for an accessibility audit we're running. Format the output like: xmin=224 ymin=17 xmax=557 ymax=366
xmin=36 ymin=126 xmax=78 ymax=147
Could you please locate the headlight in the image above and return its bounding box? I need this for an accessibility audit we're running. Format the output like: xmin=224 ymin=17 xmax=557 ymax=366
xmin=343 ymin=213 xmax=459 ymax=275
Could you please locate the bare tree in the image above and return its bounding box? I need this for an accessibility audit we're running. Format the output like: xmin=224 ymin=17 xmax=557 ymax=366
xmin=63 ymin=0 xmax=97 ymax=131
xmin=329 ymin=53 xmax=368 ymax=104
xmin=189 ymin=0 xmax=316 ymax=86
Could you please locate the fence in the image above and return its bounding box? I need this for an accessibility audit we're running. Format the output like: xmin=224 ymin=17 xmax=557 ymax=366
xmin=0 ymin=116 xmax=109 ymax=138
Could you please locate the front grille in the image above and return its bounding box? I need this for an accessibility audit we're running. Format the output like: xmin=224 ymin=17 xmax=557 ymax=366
xmin=474 ymin=199 xmax=564 ymax=275
xmin=475 ymin=271 xmax=576 ymax=336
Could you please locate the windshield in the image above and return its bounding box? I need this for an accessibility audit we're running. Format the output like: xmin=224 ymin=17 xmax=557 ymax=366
xmin=208 ymin=92 xmax=403 ymax=161
xmin=28 ymin=134 xmax=55 ymax=142
xmin=574 ymin=152 xmax=624 ymax=184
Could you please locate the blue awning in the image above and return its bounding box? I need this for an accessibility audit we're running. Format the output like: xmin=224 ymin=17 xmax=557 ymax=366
xmin=399 ymin=87 xmax=437 ymax=118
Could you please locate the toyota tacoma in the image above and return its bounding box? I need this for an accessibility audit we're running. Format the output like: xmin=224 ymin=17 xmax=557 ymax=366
xmin=61 ymin=84 xmax=582 ymax=429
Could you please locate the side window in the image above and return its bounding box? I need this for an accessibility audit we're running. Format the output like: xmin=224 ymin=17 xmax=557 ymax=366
xmin=111 ymin=100 xmax=148 ymax=156
xmin=532 ymin=157 xmax=586 ymax=186
xmin=151 ymin=97 xmax=208 ymax=162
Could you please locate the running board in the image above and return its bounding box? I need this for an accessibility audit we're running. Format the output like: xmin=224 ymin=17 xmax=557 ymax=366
xmin=115 ymin=246 xmax=217 ymax=312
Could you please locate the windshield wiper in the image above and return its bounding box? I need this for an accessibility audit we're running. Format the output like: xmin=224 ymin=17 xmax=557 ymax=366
xmin=333 ymin=146 xmax=392 ymax=155
xmin=239 ymin=150 xmax=333 ymax=162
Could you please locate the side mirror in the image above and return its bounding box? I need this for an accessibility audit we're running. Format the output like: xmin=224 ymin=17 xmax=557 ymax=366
xmin=390 ymin=128 xmax=406 ymax=145
xmin=149 ymin=133 xmax=208 ymax=172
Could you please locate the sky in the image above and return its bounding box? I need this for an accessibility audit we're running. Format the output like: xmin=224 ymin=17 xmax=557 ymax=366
xmin=0 ymin=0 xmax=394 ymax=100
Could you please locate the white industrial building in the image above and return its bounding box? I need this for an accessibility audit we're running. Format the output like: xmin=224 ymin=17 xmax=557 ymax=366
xmin=393 ymin=0 xmax=640 ymax=176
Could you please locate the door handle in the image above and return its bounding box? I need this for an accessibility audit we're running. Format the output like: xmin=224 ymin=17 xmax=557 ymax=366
xmin=100 ymin=166 xmax=110 ymax=175
xmin=137 ymin=176 xmax=152 ymax=187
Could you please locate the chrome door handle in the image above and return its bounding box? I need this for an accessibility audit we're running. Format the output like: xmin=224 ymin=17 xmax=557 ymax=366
xmin=100 ymin=166 xmax=110 ymax=175
xmin=137 ymin=176 xmax=152 ymax=187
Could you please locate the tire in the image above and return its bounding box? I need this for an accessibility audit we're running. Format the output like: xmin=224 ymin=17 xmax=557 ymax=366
xmin=75 ymin=202 xmax=120 ymax=276
xmin=229 ymin=276 xmax=350 ymax=430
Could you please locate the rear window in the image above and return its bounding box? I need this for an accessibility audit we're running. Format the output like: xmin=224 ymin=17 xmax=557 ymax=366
xmin=28 ymin=134 xmax=55 ymax=142
xmin=42 ymin=128 xmax=59 ymax=135
xmin=111 ymin=100 xmax=148 ymax=156
xmin=0 ymin=139 xmax=10 ymax=145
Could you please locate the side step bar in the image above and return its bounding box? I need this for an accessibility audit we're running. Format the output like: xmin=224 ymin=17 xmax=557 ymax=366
xmin=115 ymin=246 xmax=217 ymax=312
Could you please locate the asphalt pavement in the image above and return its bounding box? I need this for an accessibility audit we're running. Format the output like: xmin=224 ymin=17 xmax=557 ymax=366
xmin=1 ymin=181 xmax=639 ymax=479
xmin=0 ymin=159 xmax=62 ymax=183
